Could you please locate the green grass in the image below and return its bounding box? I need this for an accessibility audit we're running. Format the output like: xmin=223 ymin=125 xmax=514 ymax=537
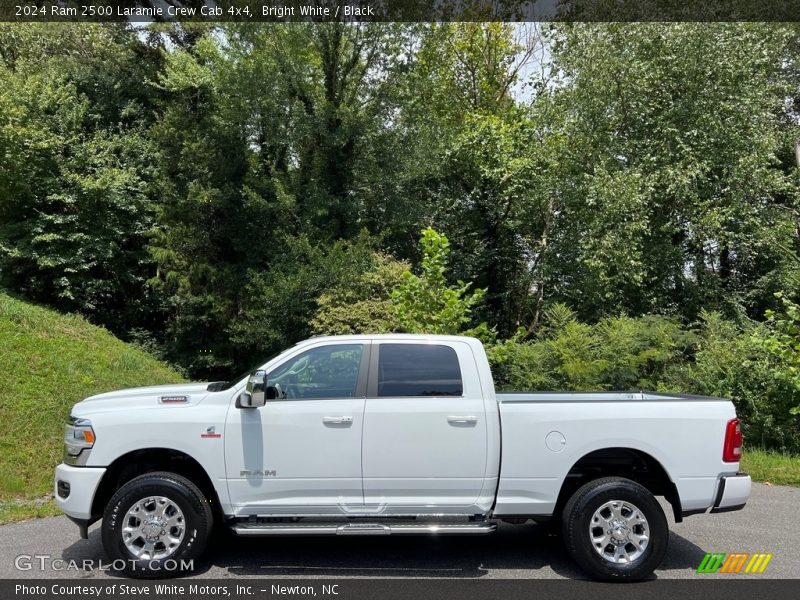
xmin=741 ymin=449 xmax=800 ymax=487
xmin=0 ymin=498 xmax=61 ymax=523
xmin=0 ymin=292 xmax=184 ymax=523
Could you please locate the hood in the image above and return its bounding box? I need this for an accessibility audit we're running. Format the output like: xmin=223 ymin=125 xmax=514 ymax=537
xmin=71 ymin=382 xmax=212 ymax=416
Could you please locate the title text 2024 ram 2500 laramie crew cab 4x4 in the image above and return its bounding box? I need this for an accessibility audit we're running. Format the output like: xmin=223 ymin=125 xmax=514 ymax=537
xmin=55 ymin=335 xmax=751 ymax=580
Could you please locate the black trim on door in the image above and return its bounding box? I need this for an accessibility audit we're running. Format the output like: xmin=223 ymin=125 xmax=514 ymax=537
xmin=355 ymin=342 xmax=372 ymax=398
xmin=366 ymin=341 xmax=380 ymax=398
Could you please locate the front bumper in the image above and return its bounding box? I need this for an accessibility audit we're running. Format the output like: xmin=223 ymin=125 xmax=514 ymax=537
xmin=710 ymin=472 xmax=751 ymax=514
xmin=54 ymin=463 xmax=106 ymax=521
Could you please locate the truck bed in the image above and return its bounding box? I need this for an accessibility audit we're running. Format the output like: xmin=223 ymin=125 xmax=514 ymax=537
xmin=493 ymin=389 xmax=738 ymax=517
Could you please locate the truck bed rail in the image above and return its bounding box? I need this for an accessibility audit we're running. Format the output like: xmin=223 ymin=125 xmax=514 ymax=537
xmin=496 ymin=391 xmax=726 ymax=403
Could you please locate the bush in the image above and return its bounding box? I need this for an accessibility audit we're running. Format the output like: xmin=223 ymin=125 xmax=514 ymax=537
xmin=306 ymin=229 xmax=800 ymax=453
xmin=488 ymin=304 xmax=800 ymax=453
xmin=760 ymin=294 xmax=800 ymax=413
xmin=670 ymin=310 xmax=800 ymax=453
xmin=392 ymin=227 xmax=488 ymax=336
xmin=310 ymin=254 xmax=409 ymax=335
xmin=310 ymin=227 xmax=493 ymax=339
xmin=487 ymin=304 xmax=694 ymax=392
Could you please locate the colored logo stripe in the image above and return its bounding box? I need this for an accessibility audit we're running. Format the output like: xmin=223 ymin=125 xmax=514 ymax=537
xmin=697 ymin=553 xmax=726 ymax=573
xmin=744 ymin=553 xmax=773 ymax=574
xmin=719 ymin=553 xmax=748 ymax=573
xmin=697 ymin=553 xmax=773 ymax=574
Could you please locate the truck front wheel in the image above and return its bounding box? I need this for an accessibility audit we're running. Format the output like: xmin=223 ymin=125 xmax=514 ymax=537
xmin=561 ymin=476 xmax=668 ymax=581
xmin=101 ymin=471 xmax=213 ymax=578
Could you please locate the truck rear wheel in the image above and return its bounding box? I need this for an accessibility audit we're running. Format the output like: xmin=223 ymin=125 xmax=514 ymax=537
xmin=101 ymin=471 xmax=213 ymax=578
xmin=561 ymin=476 xmax=668 ymax=581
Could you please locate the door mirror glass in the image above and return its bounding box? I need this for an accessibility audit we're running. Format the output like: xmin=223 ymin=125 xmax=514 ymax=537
xmin=238 ymin=370 xmax=267 ymax=408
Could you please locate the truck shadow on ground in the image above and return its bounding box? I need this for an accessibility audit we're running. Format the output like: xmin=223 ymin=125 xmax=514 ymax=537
xmin=61 ymin=522 xmax=708 ymax=579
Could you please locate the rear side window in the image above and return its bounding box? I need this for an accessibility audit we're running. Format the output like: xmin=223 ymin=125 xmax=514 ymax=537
xmin=377 ymin=344 xmax=463 ymax=397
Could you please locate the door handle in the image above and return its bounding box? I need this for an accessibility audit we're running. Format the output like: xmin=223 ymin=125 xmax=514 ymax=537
xmin=322 ymin=416 xmax=353 ymax=425
xmin=447 ymin=415 xmax=478 ymax=424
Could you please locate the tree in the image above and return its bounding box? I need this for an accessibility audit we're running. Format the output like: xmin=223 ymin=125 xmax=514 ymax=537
xmin=310 ymin=253 xmax=408 ymax=335
xmin=147 ymin=33 xmax=269 ymax=377
xmin=539 ymin=23 xmax=800 ymax=322
xmin=392 ymin=227 xmax=488 ymax=335
xmin=0 ymin=24 xmax=164 ymax=332
xmin=759 ymin=294 xmax=800 ymax=414
xmin=311 ymin=228 xmax=490 ymax=338
xmin=146 ymin=23 xmax=419 ymax=376
xmin=228 ymin=233 xmax=378 ymax=369
xmin=382 ymin=23 xmax=548 ymax=336
xmin=224 ymin=22 xmax=417 ymax=242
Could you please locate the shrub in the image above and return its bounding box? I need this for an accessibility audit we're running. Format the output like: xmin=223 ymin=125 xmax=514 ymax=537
xmin=670 ymin=310 xmax=800 ymax=452
xmin=488 ymin=304 xmax=694 ymax=392
xmin=311 ymin=228 xmax=492 ymax=340
xmin=310 ymin=254 xmax=409 ymax=335
xmin=392 ymin=227 xmax=488 ymax=336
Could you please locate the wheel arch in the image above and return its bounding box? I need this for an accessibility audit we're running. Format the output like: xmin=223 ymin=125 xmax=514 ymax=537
xmin=554 ymin=447 xmax=682 ymax=522
xmin=91 ymin=448 xmax=223 ymax=523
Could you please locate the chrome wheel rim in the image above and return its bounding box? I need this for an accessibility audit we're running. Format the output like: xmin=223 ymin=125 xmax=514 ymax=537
xmin=589 ymin=499 xmax=650 ymax=564
xmin=122 ymin=496 xmax=185 ymax=560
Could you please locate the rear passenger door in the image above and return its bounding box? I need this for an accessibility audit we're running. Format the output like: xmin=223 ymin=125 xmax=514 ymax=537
xmin=361 ymin=341 xmax=489 ymax=512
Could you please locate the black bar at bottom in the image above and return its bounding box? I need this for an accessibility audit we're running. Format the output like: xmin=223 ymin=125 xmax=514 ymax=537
xmin=3 ymin=579 xmax=799 ymax=600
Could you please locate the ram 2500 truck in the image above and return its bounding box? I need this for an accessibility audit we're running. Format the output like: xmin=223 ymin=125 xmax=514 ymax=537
xmin=55 ymin=334 xmax=750 ymax=580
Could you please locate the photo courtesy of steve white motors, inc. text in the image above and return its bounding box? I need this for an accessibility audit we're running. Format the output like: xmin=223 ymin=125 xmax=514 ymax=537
xmin=14 ymin=583 xmax=336 ymax=597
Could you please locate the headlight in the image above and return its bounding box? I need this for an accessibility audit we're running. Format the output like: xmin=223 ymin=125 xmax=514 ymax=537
xmin=64 ymin=416 xmax=95 ymax=464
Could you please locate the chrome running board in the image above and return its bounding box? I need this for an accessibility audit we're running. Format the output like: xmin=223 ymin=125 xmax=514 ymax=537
xmin=232 ymin=522 xmax=496 ymax=537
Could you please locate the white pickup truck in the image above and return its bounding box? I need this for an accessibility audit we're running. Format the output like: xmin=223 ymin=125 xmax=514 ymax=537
xmin=55 ymin=334 xmax=750 ymax=580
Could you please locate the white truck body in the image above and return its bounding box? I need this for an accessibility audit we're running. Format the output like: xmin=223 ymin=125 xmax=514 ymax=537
xmin=55 ymin=334 xmax=750 ymax=579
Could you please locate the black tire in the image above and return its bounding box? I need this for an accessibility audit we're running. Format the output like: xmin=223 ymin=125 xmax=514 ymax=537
xmin=561 ymin=477 xmax=668 ymax=581
xmin=101 ymin=471 xmax=213 ymax=578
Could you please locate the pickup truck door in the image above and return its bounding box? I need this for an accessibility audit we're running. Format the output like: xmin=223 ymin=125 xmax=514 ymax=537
xmin=224 ymin=342 xmax=368 ymax=515
xmin=361 ymin=341 xmax=489 ymax=512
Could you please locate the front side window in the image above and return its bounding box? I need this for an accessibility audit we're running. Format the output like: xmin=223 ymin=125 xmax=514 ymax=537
xmin=377 ymin=344 xmax=463 ymax=397
xmin=268 ymin=344 xmax=363 ymax=400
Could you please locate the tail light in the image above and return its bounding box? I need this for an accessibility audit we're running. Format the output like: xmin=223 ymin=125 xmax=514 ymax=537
xmin=723 ymin=418 xmax=743 ymax=462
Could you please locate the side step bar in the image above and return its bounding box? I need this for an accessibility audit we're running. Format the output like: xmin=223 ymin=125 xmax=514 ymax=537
xmin=232 ymin=522 xmax=497 ymax=537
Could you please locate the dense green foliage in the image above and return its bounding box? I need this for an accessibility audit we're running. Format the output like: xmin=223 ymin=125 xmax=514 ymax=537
xmin=543 ymin=24 xmax=799 ymax=321
xmin=391 ymin=228 xmax=488 ymax=336
xmin=0 ymin=293 xmax=183 ymax=504
xmin=1 ymin=22 xmax=798 ymax=449
xmin=311 ymin=227 xmax=491 ymax=338
xmin=488 ymin=305 xmax=800 ymax=452
xmin=487 ymin=306 xmax=694 ymax=392
xmin=311 ymin=253 xmax=408 ymax=335
xmin=0 ymin=26 xmax=164 ymax=331
xmin=670 ymin=308 xmax=800 ymax=451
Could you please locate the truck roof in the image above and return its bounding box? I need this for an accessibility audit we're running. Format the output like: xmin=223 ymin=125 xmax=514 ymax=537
xmin=297 ymin=333 xmax=481 ymax=345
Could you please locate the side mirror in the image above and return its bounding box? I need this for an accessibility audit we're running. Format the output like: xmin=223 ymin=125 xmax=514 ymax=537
xmin=237 ymin=370 xmax=267 ymax=408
